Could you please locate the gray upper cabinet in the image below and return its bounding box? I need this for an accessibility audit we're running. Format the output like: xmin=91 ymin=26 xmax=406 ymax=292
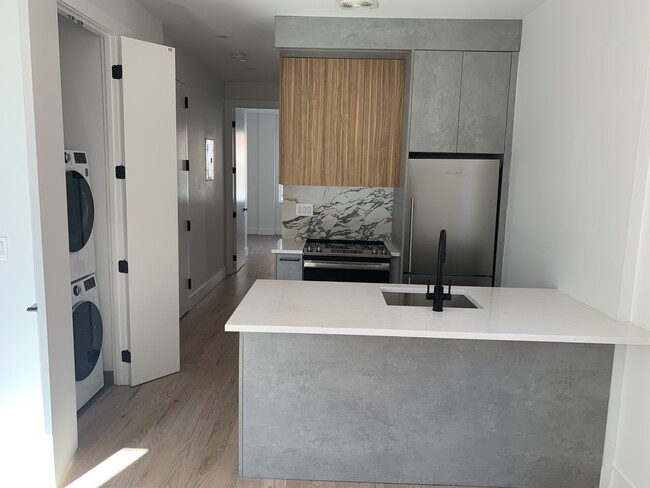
xmin=409 ymin=50 xmax=512 ymax=155
xmin=409 ymin=51 xmax=463 ymax=153
xmin=457 ymin=52 xmax=512 ymax=154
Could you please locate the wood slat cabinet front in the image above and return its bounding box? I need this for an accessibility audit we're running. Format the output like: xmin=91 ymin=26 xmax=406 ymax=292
xmin=280 ymin=57 xmax=405 ymax=187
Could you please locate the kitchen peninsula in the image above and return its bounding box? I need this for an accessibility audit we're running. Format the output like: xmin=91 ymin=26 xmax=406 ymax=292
xmin=226 ymin=280 xmax=650 ymax=488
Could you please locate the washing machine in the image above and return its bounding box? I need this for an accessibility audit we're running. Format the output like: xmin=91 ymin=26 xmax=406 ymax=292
xmin=65 ymin=149 xmax=96 ymax=282
xmin=71 ymin=274 xmax=104 ymax=410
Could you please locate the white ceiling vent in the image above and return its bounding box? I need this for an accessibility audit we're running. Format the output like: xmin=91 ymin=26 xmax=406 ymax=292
xmin=338 ymin=0 xmax=379 ymax=10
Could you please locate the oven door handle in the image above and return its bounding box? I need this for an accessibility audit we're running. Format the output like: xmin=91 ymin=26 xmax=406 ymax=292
xmin=303 ymin=260 xmax=390 ymax=271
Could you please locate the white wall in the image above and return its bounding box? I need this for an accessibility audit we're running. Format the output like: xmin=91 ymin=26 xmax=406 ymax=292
xmin=246 ymin=110 xmax=282 ymax=235
xmin=1 ymin=2 xmax=57 ymax=485
xmin=64 ymin=0 xmax=162 ymax=43
xmin=1 ymin=0 xmax=80 ymax=485
xmin=167 ymin=37 xmax=227 ymax=306
xmin=503 ymin=0 xmax=650 ymax=319
xmin=225 ymin=82 xmax=279 ymax=101
xmin=503 ymin=1 xmax=650 ymax=487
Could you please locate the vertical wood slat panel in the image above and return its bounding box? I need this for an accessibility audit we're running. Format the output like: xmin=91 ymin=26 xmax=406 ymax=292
xmin=280 ymin=57 xmax=404 ymax=187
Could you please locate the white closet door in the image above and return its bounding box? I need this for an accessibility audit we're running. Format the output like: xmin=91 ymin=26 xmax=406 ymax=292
xmin=121 ymin=36 xmax=179 ymax=386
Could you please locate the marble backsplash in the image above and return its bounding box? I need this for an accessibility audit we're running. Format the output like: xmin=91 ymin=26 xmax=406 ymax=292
xmin=282 ymin=186 xmax=393 ymax=241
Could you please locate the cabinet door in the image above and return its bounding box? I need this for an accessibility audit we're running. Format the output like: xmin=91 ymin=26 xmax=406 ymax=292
xmin=457 ymin=52 xmax=512 ymax=154
xmin=280 ymin=57 xmax=327 ymax=185
xmin=275 ymin=254 xmax=303 ymax=280
xmin=361 ymin=59 xmax=405 ymax=187
xmin=409 ymin=51 xmax=463 ymax=153
xmin=280 ymin=57 xmax=404 ymax=187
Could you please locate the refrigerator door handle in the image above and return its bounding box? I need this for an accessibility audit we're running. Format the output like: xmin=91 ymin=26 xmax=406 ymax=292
xmin=408 ymin=198 xmax=415 ymax=274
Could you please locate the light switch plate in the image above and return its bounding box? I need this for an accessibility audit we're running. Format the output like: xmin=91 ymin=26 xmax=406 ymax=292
xmin=0 ymin=237 xmax=7 ymax=260
xmin=296 ymin=203 xmax=314 ymax=217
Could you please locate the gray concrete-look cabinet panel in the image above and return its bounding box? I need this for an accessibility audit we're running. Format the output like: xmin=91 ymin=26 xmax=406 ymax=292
xmin=409 ymin=51 xmax=462 ymax=153
xmin=457 ymin=52 xmax=512 ymax=154
xmin=240 ymin=333 xmax=613 ymax=488
xmin=276 ymin=17 xmax=522 ymax=53
xmin=275 ymin=253 xmax=303 ymax=280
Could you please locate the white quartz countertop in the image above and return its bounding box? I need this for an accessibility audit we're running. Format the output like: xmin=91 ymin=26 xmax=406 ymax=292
xmin=225 ymin=280 xmax=650 ymax=345
xmin=271 ymin=238 xmax=304 ymax=254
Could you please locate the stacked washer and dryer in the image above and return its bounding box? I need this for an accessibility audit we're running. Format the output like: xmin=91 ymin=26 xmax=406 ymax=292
xmin=65 ymin=149 xmax=104 ymax=410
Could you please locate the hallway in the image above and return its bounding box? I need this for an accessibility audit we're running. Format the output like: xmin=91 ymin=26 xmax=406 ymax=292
xmin=61 ymin=235 xmax=449 ymax=487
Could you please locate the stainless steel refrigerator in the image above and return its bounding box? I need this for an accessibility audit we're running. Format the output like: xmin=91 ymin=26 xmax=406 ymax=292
xmin=403 ymin=157 xmax=501 ymax=287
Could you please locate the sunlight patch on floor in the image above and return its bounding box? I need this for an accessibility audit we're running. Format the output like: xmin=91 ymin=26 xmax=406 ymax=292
xmin=65 ymin=448 xmax=148 ymax=488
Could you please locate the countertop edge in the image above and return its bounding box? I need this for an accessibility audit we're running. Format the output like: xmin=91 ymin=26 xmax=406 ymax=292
xmin=224 ymin=324 xmax=650 ymax=345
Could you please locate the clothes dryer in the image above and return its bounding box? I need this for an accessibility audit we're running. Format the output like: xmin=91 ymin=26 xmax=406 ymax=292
xmin=65 ymin=150 xmax=96 ymax=282
xmin=71 ymin=274 xmax=104 ymax=410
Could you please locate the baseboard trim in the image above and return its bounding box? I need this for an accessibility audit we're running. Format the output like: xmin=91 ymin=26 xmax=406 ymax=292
xmin=601 ymin=465 xmax=637 ymax=488
xmin=189 ymin=268 xmax=227 ymax=309
xmin=257 ymin=228 xmax=276 ymax=236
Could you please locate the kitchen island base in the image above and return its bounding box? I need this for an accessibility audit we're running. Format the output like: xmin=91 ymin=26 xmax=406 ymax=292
xmin=239 ymin=332 xmax=613 ymax=488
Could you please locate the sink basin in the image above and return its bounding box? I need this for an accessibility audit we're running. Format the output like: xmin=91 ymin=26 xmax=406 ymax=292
xmin=382 ymin=290 xmax=480 ymax=309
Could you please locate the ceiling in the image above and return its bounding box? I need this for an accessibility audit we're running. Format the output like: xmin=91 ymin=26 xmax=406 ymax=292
xmin=135 ymin=0 xmax=546 ymax=84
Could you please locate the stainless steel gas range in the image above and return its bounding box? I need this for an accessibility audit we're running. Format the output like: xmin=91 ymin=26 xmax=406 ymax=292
xmin=302 ymin=239 xmax=391 ymax=283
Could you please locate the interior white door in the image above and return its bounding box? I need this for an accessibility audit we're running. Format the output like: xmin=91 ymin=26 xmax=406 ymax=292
xmin=121 ymin=36 xmax=180 ymax=386
xmin=176 ymin=80 xmax=190 ymax=317
xmin=234 ymin=108 xmax=248 ymax=271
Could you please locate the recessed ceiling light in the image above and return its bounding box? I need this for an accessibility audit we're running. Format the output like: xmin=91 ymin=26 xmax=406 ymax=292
xmin=338 ymin=0 xmax=378 ymax=10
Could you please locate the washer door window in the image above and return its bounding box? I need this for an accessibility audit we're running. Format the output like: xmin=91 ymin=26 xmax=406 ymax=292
xmin=72 ymin=301 xmax=103 ymax=381
xmin=66 ymin=170 xmax=95 ymax=252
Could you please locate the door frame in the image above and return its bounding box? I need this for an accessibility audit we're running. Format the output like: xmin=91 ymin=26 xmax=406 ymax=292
xmin=57 ymin=1 xmax=129 ymax=386
xmin=224 ymin=100 xmax=278 ymax=274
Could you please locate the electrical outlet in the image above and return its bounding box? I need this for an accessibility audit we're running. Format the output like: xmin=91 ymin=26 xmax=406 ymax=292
xmin=0 ymin=237 xmax=7 ymax=260
xmin=296 ymin=203 xmax=314 ymax=217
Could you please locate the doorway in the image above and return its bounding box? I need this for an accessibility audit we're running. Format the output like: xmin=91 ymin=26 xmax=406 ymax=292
xmin=230 ymin=106 xmax=281 ymax=273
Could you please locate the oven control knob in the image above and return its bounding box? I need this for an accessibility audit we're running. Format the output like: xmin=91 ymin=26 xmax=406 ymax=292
xmin=316 ymin=246 xmax=322 ymax=253
xmin=306 ymin=246 xmax=312 ymax=252
xmin=381 ymin=249 xmax=388 ymax=255
xmin=372 ymin=249 xmax=378 ymax=255
xmin=73 ymin=285 xmax=82 ymax=296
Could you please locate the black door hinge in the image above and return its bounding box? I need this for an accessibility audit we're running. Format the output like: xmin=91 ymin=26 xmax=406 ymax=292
xmin=121 ymin=350 xmax=131 ymax=363
xmin=233 ymin=255 xmax=237 ymax=262
xmin=232 ymin=120 xmax=236 ymax=128
xmin=115 ymin=165 xmax=126 ymax=179
xmin=232 ymin=167 xmax=236 ymax=174
xmin=187 ymin=278 xmax=192 ymax=290
xmin=186 ymin=220 xmax=191 ymax=231
xmin=184 ymin=97 xmax=189 ymax=109
xmin=182 ymin=159 xmax=189 ymax=171
xmin=118 ymin=260 xmax=129 ymax=273
xmin=232 ymin=211 xmax=237 ymax=218
xmin=112 ymin=65 xmax=123 ymax=80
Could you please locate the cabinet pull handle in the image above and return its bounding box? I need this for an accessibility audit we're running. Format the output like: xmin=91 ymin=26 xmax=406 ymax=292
xmin=279 ymin=257 xmax=300 ymax=262
xmin=408 ymin=198 xmax=415 ymax=274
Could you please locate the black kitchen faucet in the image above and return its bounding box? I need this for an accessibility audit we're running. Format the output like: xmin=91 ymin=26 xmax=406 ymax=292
xmin=426 ymin=229 xmax=452 ymax=312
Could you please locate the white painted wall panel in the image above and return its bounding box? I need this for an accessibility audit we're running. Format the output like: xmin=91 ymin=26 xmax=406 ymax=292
xmin=503 ymin=0 xmax=650 ymax=319
xmin=121 ymin=36 xmax=179 ymax=386
xmin=506 ymin=1 xmax=650 ymax=487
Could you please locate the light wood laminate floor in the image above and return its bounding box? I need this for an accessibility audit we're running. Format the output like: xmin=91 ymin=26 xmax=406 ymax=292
xmin=61 ymin=235 xmax=486 ymax=488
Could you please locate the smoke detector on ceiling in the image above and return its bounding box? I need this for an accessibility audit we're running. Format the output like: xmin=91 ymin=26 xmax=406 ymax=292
xmin=338 ymin=0 xmax=379 ymax=10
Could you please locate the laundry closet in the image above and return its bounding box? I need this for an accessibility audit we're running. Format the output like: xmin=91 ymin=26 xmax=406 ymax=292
xmin=57 ymin=12 xmax=181 ymax=410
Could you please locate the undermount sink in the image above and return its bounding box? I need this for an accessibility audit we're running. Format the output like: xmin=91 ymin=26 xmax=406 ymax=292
xmin=382 ymin=289 xmax=480 ymax=309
